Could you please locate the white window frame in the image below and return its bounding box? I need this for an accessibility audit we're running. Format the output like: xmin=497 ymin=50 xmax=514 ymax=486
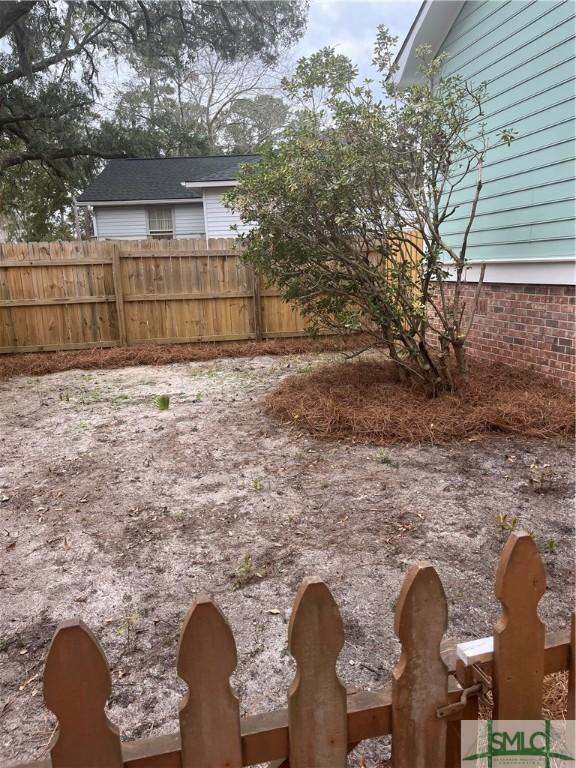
xmin=147 ymin=206 xmax=175 ymax=239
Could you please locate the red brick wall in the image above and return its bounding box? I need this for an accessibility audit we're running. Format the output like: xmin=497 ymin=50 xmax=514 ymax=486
xmin=440 ymin=283 xmax=575 ymax=387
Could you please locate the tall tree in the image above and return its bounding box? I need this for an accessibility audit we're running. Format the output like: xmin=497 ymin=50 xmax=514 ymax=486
xmin=0 ymin=0 xmax=307 ymax=238
xmin=0 ymin=1 xmax=307 ymax=171
xmin=170 ymin=47 xmax=289 ymax=149
xmin=222 ymin=94 xmax=289 ymax=153
xmin=113 ymin=44 xmax=292 ymax=153
xmin=98 ymin=80 xmax=210 ymax=158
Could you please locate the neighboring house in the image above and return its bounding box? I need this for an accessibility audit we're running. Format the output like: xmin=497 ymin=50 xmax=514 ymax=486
xmin=77 ymin=154 xmax=259 ymax=242
xmin=394 ymin=0 xmax=575 ymax=386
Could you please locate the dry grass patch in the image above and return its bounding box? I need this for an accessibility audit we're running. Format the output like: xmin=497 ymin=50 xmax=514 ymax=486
xmin=266 ymin=360 xmax=574 ymax=444
xmin=478 ymin=671 xmax=569 ymax=720
xmin=0 ymin=335 xmax=367 ymax=381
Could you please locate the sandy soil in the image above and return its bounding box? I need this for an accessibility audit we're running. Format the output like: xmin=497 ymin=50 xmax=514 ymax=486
xmin=0 ymin=352 xmax=574 ymax=766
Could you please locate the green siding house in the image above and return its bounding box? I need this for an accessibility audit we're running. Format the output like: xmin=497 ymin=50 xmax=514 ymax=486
xmin=394 ymin=0 xmax=575 ymax=385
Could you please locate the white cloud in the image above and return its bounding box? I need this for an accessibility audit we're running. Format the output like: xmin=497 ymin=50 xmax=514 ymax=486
xmin=291 ymin=0 xmax=420 ymax=79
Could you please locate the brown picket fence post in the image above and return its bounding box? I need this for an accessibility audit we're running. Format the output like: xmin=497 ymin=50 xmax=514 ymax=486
xmin=444 ymin=659 xmax=479 ymax=768
xmin=568 ymin=611 xmax=575 ymax=720
xmin=288 ymin=577 xmax=348 ymax=768
xmin=177 ymin=596 xmax=242 ymax=768
xmin=493 ymin=531 xmax=546 ymax=719
xmin=43 ymin=620 xmax=122 ymax=768
xmin=392 ymin=562 xmax=449 ymax=768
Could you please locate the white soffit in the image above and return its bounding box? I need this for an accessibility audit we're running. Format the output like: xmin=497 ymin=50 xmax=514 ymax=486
xmin=182 ymin=181 xmax=239 ymax=189
xmin=393 ymin=0 xmax=465 ymax=86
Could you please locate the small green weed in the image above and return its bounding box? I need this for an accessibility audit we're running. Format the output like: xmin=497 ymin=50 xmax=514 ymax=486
xmin=153 ymin=394 xmax=170 ymax=410
xmin=528 ymin=462 xmax=557 ymax=493
xmin=116 ymin=612 xmax=140 ymax=647
xmin=546 ymin=538 xmax=558 ymax=554
xmin=252 ymin=478 xmax=264 ymax=492
xmin=496 ymin=512 xmax=518 ymax=532
xmin=375 ymin=449 xmax=393 ymax=465
xmin=233 ymin=554 xmax=262 ymax=590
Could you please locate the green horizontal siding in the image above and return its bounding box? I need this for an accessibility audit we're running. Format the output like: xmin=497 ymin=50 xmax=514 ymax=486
xmin=443 ymin=2 xmax=572 ymax=81
xmin=448 ymin=199 xmax=575 ymax=230
xmin=450 ymin=177 xmax=575 ymax=208
xmin=437 ymin=0 xmax=576 ymax=262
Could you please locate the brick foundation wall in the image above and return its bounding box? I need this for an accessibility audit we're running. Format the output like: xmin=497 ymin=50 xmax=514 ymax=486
xmin=442 ymin=283 xmax=575 ymax=388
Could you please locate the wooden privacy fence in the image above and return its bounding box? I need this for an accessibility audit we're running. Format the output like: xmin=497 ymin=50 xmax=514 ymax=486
xmin=10 ymin=531 xmax=575 ymax=768
xmin=0 ymin=239 xmax=307 ymax=354
xmin=0 ymin=235 xmax=423 ymax=354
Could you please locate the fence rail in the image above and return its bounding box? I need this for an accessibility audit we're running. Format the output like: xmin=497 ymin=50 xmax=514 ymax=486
xmin=8 ymin=531 xmax=575 ymax=768
xmin=0 ymin=238 xmax=307 ymax=353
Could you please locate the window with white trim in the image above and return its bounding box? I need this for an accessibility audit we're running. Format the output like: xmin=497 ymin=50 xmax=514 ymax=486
xmin=148 ymin=207 xmax=174 ymax=239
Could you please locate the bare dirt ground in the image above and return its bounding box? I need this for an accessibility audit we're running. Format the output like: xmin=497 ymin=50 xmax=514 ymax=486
xmin=1 ymin=351 xmax=574 ymax=766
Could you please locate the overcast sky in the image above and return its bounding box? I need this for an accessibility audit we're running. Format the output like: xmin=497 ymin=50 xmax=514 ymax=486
xmin=94 ymin=0 xmax=421 ymax=107
xmin=293 ymin=0 xmax=420 ymax=79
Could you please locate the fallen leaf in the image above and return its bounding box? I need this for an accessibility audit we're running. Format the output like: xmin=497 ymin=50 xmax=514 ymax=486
xmin=19 ymin=673 xmax=39 ymax=691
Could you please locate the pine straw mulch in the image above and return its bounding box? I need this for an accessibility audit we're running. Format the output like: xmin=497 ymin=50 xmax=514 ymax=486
xmin=266 ymin=359 xmax=574 ymax=444
xmin=0 ymin=335 xmax=368 ymax=381
xmin=478 ymin=671 xmax=570 ymax=721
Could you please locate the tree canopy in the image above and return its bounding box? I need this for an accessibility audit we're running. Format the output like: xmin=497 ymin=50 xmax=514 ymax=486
xmin=228 ymin=29 xmax=515 ymax=392
xmin=0 ymin=0 xmax=307 ymax=239
xmin=101 ymin=44 xmax=291 ymax=156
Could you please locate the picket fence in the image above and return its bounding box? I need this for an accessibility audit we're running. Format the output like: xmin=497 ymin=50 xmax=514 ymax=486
xmin=9 ymin=531 xmax=575 ymax=768
xmin=0 ymin=235 xmax=424 ymax=354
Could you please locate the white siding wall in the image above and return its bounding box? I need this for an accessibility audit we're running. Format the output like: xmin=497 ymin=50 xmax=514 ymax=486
xmin=94 ymin=196 xmax=247 ymax=241
xmin=174 ymin=204 xmax=205 ymax=238
xmin=203 ymin=189 xmax=250 ymax=239
xmin=95 ymin=207 xmax=148 ymax=239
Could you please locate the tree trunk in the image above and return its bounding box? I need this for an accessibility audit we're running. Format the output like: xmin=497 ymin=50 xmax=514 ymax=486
xmin=453 ymin=339 xmax=468 ymax=378
xmin=437 ymin=336 xmax=454 ymax=391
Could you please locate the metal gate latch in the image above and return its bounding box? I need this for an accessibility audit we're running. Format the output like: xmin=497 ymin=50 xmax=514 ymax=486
xmin=436 ymin=683 xmax=483 ymax=719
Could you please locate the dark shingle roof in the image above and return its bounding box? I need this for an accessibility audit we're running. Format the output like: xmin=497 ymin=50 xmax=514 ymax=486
xmin=78 ymin=154 xmax=260 ymax=203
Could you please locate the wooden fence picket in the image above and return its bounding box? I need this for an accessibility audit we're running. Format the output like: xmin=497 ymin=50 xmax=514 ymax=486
xmin=569 ymin=611 xmax=575 ymax=720
xmin=493 ymin=531 xmax=546 ymax=719
xmin=5 ymin=534 xmax=574 ymax=768
xmin=177 ymin=596 xmax=242 ymax=768
xmin=445 ymin=659 xmax=479 ymax=768
xmin=288 ymin=577 xmax=347 ymax=768
xmin=43 ymin=619 xmax=122 ymax=768
xmin=392 ymin=563 xmax=449 ymax=768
